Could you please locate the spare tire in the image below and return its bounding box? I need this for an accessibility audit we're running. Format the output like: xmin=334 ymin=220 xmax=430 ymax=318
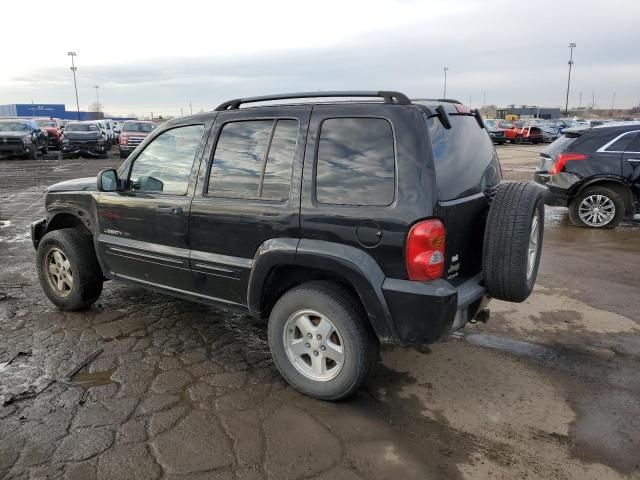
xmin=483 ymin=181 xmax=544 ymax=302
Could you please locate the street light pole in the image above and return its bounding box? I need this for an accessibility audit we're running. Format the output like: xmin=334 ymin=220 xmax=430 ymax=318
xmin=94 ymin=85 xmax=100 ymax=113
xmin=564 ymin=43 xmax=576 ymax=115
xmin=67 ymin=52 xmax=80 ymax=120
xmin=443 ymin=67 xmax=448 ymax=98
xmin=610 ymin=93 xmax=616 ymax=117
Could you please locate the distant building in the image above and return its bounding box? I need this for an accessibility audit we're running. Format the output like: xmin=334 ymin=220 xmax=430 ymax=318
xmin=0 ymin=103 xmax=104 ymax=120
xmin=496 ymin=106 xmax=562 ymax=120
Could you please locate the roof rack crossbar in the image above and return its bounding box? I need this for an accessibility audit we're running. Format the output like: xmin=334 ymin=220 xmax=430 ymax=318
xmin=411 ymin=98 xmax=463 ymax=105
xmin=215 ymin=91 xmax=411 ymax=111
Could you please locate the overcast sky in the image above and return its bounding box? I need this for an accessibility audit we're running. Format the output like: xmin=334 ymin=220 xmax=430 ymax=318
xmin=1 ymin=0 xmax=638 ymax=116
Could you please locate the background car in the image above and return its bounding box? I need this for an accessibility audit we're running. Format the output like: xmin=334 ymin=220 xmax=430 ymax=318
xmin=497 ymin=120 xmax=543 ymax=144
xmin=33 ymin=118 xmax=64 ymax=149
xmin=118 ymin=120 xmax=156 ymax=158
xmin=534 ymin=122 xmax=640 ymax=228
xmin=0 ymin=119 xmax=48 ymax=159
xmin=61 ymin=121 xmax=109 ymax=158
xmin=484 ymin=119 xmax=507 ymax=145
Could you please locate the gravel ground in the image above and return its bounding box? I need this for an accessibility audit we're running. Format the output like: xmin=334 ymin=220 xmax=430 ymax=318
xmin=0 ymin=144 xmax=639 ymax=480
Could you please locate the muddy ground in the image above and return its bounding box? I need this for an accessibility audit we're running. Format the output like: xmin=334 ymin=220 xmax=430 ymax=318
xmin=0 ymin=144 xmax=639 ymax=480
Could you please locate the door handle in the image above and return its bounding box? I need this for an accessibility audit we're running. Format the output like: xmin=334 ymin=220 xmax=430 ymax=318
xmin=157 ymin=205 xmax=183 ymax=215
xmin=627 ymin=158 xmax=640 ymax=164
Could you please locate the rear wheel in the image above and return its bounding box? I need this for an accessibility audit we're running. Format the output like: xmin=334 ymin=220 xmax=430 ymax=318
xmin=268 ymin=282 xmax=377 ymax=401
xmin=568 ymin=186 xmax=624 ymax=229
xmin=36 ymin=228 xmax=103 ymax=310
xmin=483 ymin=181 xmax=545 ymax=302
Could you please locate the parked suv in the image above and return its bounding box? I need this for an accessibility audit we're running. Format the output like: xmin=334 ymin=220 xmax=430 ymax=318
xmin=0 ymin=119 xmax=48 ymax=159
xmin=118 ymin=120 xmax=156 ymax=158
xmin=34 ymin=118 xmax=64 ymax=149
xmin=31 ymin=91 xmax=544 ymax=400
xmin=534 ymin=122 xmax=640 ymax=228
xmin=61 ymin=121 xmax=109 ymax=158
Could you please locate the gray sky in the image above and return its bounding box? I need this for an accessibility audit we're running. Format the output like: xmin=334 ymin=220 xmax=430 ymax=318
xmin=2 ymin=0 xmax=638 ymax=116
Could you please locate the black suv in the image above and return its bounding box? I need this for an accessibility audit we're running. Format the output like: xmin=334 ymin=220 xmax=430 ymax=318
xmin=31 ymin=91 xmax=544 ymax=400
xmin=61 ymin=121 xmax=109 ymax=159
xmin=534 ymin=122 xmax=640 ymax=228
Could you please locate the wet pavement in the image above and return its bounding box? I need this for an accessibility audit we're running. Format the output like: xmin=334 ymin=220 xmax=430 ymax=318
xmin=0 ymin=145 xmax=639 ymax=480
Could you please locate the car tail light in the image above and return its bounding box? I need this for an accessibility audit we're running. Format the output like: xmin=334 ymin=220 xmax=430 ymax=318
xmin=406 ymin=219 xmax=446 ymax=281
xmin=120 ymin=135 xmax=128 ymax=145
xmin=550 ymin=153 xmax=587 ymax=174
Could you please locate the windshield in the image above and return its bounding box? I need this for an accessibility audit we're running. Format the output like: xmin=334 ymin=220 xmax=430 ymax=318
xmin=123 ymin=122 xmax=154 ymax=133
xmin=35 ymin=119 xmax=56 ymax=127
xmin=484 ymin=119 xmax=496 ymax=128
xmin=0 ymin=122 xmax=29 ymax=132
xmin=65 ymin=123 xmax=99 ymax=132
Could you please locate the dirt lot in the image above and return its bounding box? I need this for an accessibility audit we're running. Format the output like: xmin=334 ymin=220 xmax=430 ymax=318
xmin=1 ymin=144 xmax=639 ymax=480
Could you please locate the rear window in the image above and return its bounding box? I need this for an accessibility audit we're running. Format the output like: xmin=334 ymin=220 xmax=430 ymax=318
xmin=542 ymin=134 xmax=579 ymax=157
xmin=427 ymin=115 xmax=500 ymax=201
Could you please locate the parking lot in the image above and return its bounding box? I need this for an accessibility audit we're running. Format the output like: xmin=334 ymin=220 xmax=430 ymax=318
xmin=1 ymin=144 xmax=639 ymax=480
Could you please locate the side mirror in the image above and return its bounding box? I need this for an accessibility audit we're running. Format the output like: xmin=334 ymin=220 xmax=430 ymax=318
xmin=97 ymin=169 xmax=119 ymax=192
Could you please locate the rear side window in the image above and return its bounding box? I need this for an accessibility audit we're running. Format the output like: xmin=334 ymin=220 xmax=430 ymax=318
xmin=602 ymin=132 xmax=639 ymax=152
xmin=428 ymin=115 xmax=500 ymax=201
xmin=208 ymin=119 xmax=298 ymax=201
xmin=625 ymin=133 xmax=640 ymax=152
xmin=543 ymin=134 xmax=579 ymax=157
xmin=315 ymin=118 xmax=395 ymax=206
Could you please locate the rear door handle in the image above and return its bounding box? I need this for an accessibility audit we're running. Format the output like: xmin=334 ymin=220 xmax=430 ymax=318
xmin=157 ymin=205 xmax=183 ymax=215
xmin=626 ymin=158 xmax=640 ymax=164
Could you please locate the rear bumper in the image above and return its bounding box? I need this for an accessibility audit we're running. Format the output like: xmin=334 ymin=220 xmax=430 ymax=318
xmin=533 ymin=172 xmax=573 ymax=207
xmin=382 ymin=274 xmax=488 ymax=344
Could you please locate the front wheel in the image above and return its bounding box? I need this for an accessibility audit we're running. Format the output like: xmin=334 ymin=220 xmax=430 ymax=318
xmin=36 ymin=228 xmax=103 ymax=310
xmin=568 ymin=186 xmax=624 ymax=229
xmin=268 ymin=282 xmax=378 ymax=401
xmin=29 ymin=147 xmax=38 ymax=160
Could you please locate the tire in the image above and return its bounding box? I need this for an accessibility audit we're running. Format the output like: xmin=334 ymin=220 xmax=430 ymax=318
xmin=483 ymin=181 xmax=544 ymax=303
xmin=568 ymin=186 xmax=624 ymax=229
xmin=515 ymin=136 xmax=524 ymax=145
xmin=268 ymin=281 xmax=378 ymax=401
xmin=43 ymin=143 xmax=49 ymax=155
xmin=498 ymin=141 xmax=505 ymax=145
xmin=119 ymin=151 xmax=127 ymax=159
xmin=36 ymin=228 xmax=103 ymax=311
xmin=29 ymin=147 xmax=38 ymax=160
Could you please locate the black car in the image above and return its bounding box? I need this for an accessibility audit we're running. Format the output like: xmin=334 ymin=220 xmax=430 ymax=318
xmin=61 ymin=121 xmax=109 ymax=158
xmin=534 ymin=122 xmax=640 ymax=228
xmin=484 ymin=119 xmax=506 ymax=145
xmin=0 ymin=119 xmax=48 ymax=159
xmin=31 ymin=91 xmax=544 ymax=400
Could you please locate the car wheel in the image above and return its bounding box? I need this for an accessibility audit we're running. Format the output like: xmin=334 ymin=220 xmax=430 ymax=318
xmin=498 ymin=141 xmax=505 ymax=145
xmin=268 ymin=281 xmax=378 ymax=401
xmin=119 ymin=152 xmax=127 ymax=159
xmin=43 ymin=143 xmax=49 ymax=155
xmin=568 ymin=186 xmax=624 ymax=229
xmin=515 ymin=136 xmax=524 ymax=144
xmin=29 ymin=147 xmax=38 ymax=160
xmin=483 ymin=181 xmax=545 ymax=302
xmin=36 ymin=228 xmax=103 ymax=311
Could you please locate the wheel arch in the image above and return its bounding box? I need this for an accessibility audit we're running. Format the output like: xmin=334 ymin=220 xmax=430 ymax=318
xmin=248 ymin=238 xmax=395 ymax=340
xmin=46 ymin=211 xmax=93 ymax=237
xmin=575 ymin=178 xmax=634 ymax=216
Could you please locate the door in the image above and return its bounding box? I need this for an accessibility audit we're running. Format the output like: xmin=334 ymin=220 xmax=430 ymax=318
xmin=97 ymin=123 xmax=206 ymax=291
xmin=189 ymin=106 xmax=311 ymax=306
xmin=621 ymin=132 xmax=640 ymax=198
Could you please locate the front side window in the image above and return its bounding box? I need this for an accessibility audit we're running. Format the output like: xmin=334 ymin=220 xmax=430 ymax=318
xmin=208 ymin=119 xmax=298 ymax=201
xmin=315 ymin=117 xmax=395 ymax=206
xmin=128 ymin=124 xmax=204 ymax=195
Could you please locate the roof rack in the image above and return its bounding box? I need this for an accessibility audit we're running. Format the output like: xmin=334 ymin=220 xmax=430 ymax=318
xmin=215 ymin=91 xmax=412 ymax=111
xmin=412 ymin=98 xmax=463 ymax=105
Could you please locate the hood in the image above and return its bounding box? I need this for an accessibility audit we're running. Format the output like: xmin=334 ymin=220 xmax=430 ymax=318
xmin=0 ymin=131 xmax=29 ymax=138
xmin=47 ymin=177 xmax=97 ymax=192
xmin=64 ymin=131 xmax=102 ymax=140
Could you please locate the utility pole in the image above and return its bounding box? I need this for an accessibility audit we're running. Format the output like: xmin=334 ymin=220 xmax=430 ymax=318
xmin=610 ymin=93 xmax=616 ymax=117
xmin=564 ymin=43 xmax=576 ymax=115
xmin=579 ymin=91 xmax=582 ymax=109
xmin=189 ymin=101 xmax=193 ymax=115
xmin=443 ymin=67 xmax=448 ymax=98
xmin=67 ymin=52 xmax=80 ymax=120
xmin=94 ymin=85 xmax=100 ymax=113
xmin=592 ymin=92 xmax=595 ymax=109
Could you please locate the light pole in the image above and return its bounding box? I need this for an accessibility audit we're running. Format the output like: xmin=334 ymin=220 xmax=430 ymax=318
xmin=610 ymin=93 xmax=616 ymax=117
xmin=94 ymin=85 xmax=100 ymax=113
xmin=443 ymin=67 xmax=448 ymax=98
xmin=564 ymin=43 xmax=576 ymax=115
xmin=483 ymin=91 xmax=487 ymax=114
xmin=68 ymin=52 xmax=80 ymax=120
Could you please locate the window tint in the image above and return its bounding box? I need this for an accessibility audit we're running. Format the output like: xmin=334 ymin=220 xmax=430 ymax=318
xmin=315 ymin=118 xmax=395 ymax=206
xmin=603 ymin=132 xmax=636 ymax=152
xmin=209 ymin=119 xmax=298 ymax=201
xmin=129 ymin=124 xmax=204 ymax=195
xmin=428 ymin=115 xmax=500 ymax=201
xmin=626 ymin=133 xmax=640 ymax=152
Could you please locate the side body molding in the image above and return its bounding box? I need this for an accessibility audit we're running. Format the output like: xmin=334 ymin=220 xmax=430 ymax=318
xmin=248 ymin=238 xmax=396 ymax=340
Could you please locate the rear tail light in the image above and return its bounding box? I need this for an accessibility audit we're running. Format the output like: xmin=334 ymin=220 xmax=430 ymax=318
xmin=120 ymin=135 xmax=128 ymax=145
xmin=550 ymin=152 xmax=587 ymax=174
xmin=406 ymin=219 xmax=446 ymax=281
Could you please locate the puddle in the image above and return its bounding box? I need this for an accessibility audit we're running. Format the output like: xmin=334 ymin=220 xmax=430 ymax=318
xmin=69 ymin=369 xmax=115 ymax=388
xmin=464 ymin=333 xmax=559 ymax=362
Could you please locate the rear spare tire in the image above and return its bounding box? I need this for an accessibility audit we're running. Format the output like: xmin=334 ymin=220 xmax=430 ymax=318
xmin=483 ymin=181 xmax=544 ymax=302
